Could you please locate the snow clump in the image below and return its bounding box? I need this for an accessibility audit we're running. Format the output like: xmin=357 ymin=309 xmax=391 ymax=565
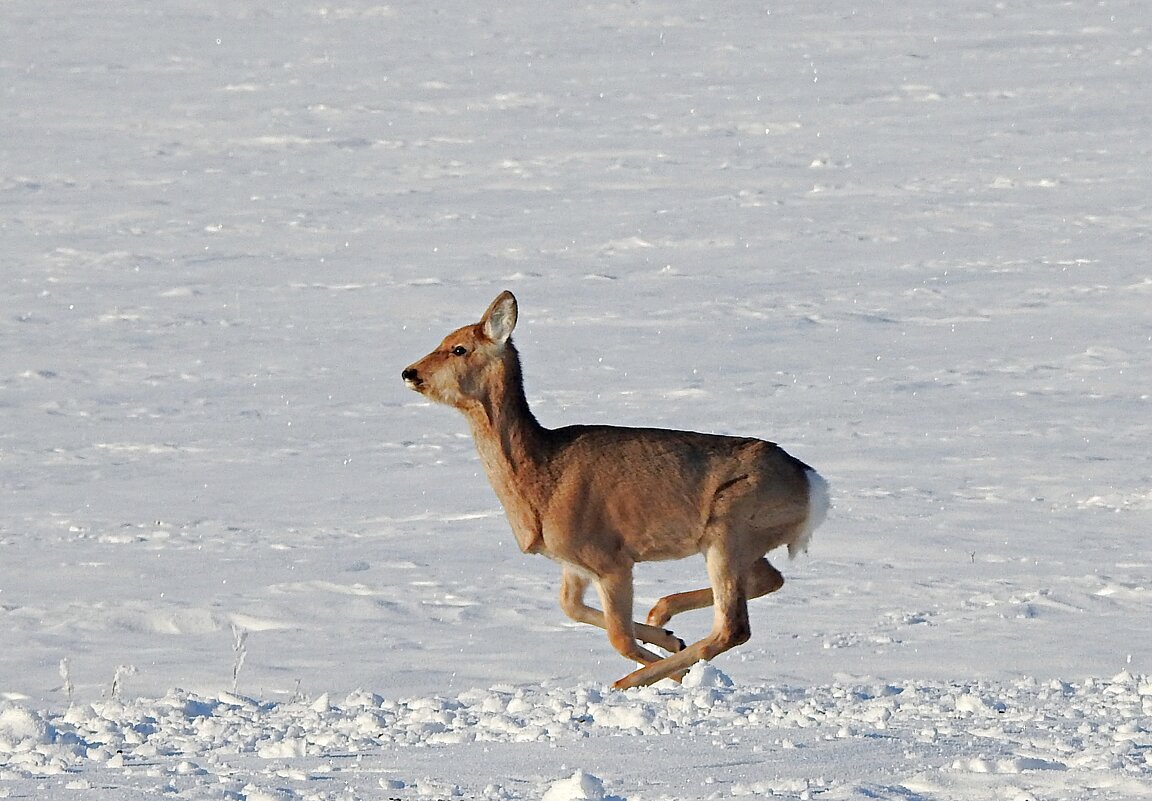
xmin=542 ymin=770 xmax=608 ymax=801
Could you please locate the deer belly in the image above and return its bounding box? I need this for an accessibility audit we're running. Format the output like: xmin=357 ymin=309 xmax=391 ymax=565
xmin=541 ymin=500 xmax=705 ymax=570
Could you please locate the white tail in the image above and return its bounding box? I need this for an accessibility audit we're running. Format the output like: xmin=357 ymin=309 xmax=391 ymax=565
xmin=402 ymin=291 xmax=829 ymax=689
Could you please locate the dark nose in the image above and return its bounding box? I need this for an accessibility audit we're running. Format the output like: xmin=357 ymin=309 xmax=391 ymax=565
xmin=402 ymin=367 xmax=419 ymax=383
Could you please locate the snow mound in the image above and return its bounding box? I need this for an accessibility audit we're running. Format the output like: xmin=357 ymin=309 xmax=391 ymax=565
xmin=681 ymin=661 xmax=734 ymax=689
xmin=542 ymin=770 xmax=607 ymax=801
xmin=0 ymin=704 xmax=81 ymax=776
xmin=0 ymin=705 xmax=56 ymax=746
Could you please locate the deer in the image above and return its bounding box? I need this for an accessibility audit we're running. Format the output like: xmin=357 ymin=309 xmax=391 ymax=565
xmin=401 ymin=291 xmax=829 ymax=689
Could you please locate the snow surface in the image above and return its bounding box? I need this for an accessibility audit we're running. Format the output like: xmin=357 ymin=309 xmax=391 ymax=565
xmin=2 ymin=0 xmax=1150 ymax=798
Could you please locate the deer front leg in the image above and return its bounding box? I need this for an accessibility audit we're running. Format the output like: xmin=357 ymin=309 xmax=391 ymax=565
xmin=614 ymin=546 xmax=751 ymax=690
xmin=594 ymin=569 xmax=669 ymax=670
xmin=559 ymin=567 xmax=685 ymax=653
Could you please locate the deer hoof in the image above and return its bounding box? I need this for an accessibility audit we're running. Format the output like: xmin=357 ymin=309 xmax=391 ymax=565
xmin=647 ymin=606 xmax=671 ymax=627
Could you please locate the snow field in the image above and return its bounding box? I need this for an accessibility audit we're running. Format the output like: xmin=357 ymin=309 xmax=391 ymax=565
xmin=3 ymin=0 xmax=1152 ymax=798
xmin=2 ymin=665 xmax=1150 ymax=798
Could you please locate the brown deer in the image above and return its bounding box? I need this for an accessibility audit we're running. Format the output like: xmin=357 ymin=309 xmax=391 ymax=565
xmin=402 ymin=291 xmax=829 ymax=689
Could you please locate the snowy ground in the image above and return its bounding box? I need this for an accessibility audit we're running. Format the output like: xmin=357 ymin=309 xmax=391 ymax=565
xmin=2 ymin=0 xmax=1150 ymax=799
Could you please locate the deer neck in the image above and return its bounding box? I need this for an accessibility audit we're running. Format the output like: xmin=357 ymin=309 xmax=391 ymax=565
xmin=461 ymin=357 xmax=551 ymax=506
xmin=459 ymin=359 xmax=551 ymax=554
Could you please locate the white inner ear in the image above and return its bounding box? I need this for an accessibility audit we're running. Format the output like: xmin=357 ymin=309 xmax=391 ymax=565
xmin=484 ymin=297 xmax=517 ymax=343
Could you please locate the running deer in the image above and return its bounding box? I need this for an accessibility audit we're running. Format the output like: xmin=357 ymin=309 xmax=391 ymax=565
xmin=401 ymin=291 xmax=829 ymax=689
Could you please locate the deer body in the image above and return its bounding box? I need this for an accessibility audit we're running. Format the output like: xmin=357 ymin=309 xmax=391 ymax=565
xmin=403 ymin=291 xmax=829 ymax=689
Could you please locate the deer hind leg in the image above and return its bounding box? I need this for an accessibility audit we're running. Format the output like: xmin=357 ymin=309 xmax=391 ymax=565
xmin=614 ymin=544 xmax=754 ymax=690
xmin=646 ymin=557 xmax=784 ymax=627
xmin=646 ymin=588 xmax=712 ymax=628
xmin=746 ymin=557 xmax=785 ymax=597
xmin=558 ymin=567 xmax=685 ymax=654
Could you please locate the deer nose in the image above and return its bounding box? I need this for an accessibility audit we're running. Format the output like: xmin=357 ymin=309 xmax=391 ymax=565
xmin=402 ymin=367 xmax=420 ymax=384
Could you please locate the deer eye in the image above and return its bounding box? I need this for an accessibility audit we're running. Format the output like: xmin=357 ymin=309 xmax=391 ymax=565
xmin=450 ymin=345 xmax=468 ymax=356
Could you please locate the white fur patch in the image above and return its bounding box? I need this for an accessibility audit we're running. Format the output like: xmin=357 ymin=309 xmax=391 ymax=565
xmin=789 ymin=468 xmax=830 ymax=559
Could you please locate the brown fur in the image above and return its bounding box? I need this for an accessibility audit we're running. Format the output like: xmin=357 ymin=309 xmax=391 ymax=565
xmin=402 ymin=291 xmax=829 ymax=688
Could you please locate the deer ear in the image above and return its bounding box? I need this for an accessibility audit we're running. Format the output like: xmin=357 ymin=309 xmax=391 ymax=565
xmin=481 ymin=291 xmax=518 ymax=344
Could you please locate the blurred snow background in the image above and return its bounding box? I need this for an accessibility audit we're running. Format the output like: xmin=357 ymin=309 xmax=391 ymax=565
xmin=2 ymin=1 xmax=1149 ymax=798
